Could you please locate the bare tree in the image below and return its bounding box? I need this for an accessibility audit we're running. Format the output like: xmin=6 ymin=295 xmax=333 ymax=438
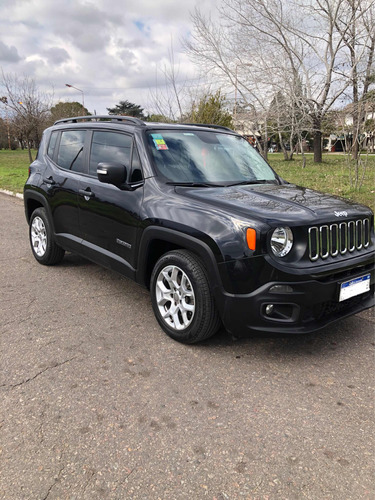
xmin=335 ymin=0 xmax=375 ymax=159
xmin=186 ymin=0 xmax=372 ymax=163
xmin=267 ymin=69 xmax=313 ymax=164
xmin=0 ymin=71 xmax=52 ymax=161
xmin=326 ymin=0 xmax=375 ymax=188
xmin=147 ymin=40 xmax=195 ymax=122
xmin=335 ymin=105 xmax=370 ymax=190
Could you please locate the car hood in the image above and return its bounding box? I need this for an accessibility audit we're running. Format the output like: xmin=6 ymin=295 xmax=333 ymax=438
xmin=176 ymin=183 xmax=372 ymax=224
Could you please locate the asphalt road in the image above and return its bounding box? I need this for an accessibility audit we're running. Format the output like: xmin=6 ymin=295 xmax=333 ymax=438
xmin=0 ymin=192 xmax=374 ymax=500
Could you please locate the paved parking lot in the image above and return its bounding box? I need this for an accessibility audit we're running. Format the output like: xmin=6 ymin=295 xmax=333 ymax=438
xmin=0 ymin=193 xmax=374 ymax=499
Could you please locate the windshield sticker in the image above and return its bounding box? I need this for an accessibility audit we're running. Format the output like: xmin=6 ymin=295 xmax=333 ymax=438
xmin=151 ymin=134 xmax=168 ymax=150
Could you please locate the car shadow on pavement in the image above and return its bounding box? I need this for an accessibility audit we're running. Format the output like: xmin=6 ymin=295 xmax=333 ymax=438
xmin=58 ymin=252 xmax=94 ymax=267
xmin=53 ymin=251 xmax=374 ymax=360
xmin=197 ymin=313 xmax=374 ymax=360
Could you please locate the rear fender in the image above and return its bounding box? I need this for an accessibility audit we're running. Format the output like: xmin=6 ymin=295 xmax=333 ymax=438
xmin=24 ymin=190 xmax=55 ymax=234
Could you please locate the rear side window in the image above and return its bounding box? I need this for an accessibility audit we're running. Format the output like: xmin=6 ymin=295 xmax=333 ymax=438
xmin=47 ymin=131 xmax=59 ymax=159
xmin=57 ymin=130 xmax=86 ymax=172
xmin=89 ymin=131 xmax=132 ymax=176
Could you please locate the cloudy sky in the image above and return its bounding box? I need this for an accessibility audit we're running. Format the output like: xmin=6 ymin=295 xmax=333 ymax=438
xmin=0 ymin=0 xmax=216 ymax=115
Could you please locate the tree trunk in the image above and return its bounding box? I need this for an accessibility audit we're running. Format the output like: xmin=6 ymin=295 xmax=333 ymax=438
xmin=313 ymin=121 xmax=322 ymax=163
xmin=300 ymin=138 xmax=306 ymax=168
xmin=278 ymin=132 xmax=288 ymax=160
xmin=262 ymin=121 xmax=268 ymax=161
xmin=262 ymin=140 xmax=268 ymax=161
xmin=27 ymin=142 xmax=33 ymax=163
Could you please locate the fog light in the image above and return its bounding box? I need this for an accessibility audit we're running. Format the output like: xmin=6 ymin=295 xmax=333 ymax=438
xmin=265 ymin=304 xmax=274 ymax=315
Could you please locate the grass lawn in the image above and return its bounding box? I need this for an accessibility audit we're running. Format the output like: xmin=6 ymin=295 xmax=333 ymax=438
xmin=0 ymin=149 xmax=374 ymax=214
xmin=268 ymin=153 xmax=374 ymax=214
xmin=0 ymin=149 xmax=35 ymax=193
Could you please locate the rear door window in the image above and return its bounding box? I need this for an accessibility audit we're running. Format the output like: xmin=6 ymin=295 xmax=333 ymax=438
xmin=57 ymin=130 xmax=86 ymax=172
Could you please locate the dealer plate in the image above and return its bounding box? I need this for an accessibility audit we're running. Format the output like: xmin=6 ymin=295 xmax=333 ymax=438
xmin=339 ymin=274 xmax=371 ymax=302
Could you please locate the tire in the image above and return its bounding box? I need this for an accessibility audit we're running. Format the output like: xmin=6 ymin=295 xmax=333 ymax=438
xmin=150 ymin=250 xmax=221 ymax=343
xmin=29 ymin=207 xmax=65 ymax=265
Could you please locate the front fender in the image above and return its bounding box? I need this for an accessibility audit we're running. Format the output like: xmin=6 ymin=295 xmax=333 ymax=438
xmin=136 ymin=225 xmax=225 ymax=295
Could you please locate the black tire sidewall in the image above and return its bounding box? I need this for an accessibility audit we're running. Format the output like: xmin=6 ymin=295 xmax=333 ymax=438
xmin=150 ymin=250 xmax=217 ymax=343
xmin=29 ymin=208 xmax=63 ymax=265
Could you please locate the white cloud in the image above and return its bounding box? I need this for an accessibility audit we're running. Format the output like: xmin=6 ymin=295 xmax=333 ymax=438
xmin=0 ymin=0 xmax=216 ymax=115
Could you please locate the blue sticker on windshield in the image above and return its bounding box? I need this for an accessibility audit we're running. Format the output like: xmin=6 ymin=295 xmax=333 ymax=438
xmin=151 ymin=134 xmax=168 ymax=150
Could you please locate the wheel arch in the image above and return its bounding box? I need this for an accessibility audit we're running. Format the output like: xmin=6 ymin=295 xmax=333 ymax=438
xmin=24 ymin=191 xmax=53 ymax=227
xmin=136 ymin=226 xmax=224 ymax=293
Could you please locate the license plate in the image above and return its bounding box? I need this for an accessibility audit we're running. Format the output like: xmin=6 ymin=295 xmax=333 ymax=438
xmin=339 ymin=274 xmax=371 ymax=302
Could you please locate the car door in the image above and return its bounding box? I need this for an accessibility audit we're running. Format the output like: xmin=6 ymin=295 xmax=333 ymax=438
xmin=78 ymin=129 xmax=144 ymax=276
xmin=44 ymin=128 xmax=87 ymax=251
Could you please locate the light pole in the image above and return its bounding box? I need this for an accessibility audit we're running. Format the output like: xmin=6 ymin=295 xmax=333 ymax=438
xmin=65 ymin=84 xmax=85 ymax=115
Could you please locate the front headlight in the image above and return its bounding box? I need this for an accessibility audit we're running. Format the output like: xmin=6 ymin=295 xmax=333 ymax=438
xmin=270 ymin=227 xmax=293 ymax=257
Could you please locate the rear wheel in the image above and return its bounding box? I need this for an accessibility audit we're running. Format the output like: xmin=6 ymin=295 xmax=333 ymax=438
xmin=150 ymin=250 xmax=221 ymax=343
xmin=29 ymin=208 xmax=65 ymax=265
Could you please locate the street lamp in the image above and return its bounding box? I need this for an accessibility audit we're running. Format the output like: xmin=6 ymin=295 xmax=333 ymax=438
xmin=65 ymin=84 xmax=85 ymax=115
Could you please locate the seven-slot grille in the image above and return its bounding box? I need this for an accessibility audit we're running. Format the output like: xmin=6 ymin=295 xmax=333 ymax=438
xmin=308 ymin=218 xmax=371 ymax=261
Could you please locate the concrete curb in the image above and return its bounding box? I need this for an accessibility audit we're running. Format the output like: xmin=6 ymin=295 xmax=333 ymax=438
xmin=0 ymin=188 xmax=23 ymax=200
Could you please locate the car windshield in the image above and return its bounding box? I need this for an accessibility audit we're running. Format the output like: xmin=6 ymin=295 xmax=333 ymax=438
xmin=146 ymin=129 xmax=278 ymax=185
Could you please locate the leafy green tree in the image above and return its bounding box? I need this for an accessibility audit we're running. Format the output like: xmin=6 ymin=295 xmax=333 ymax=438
xmin=185 ymin=91 xmax=233 ymax=128
xmin=145 ymin=113 xmax=173 ymax=123
xmin=50 ymin=101 xmax=90 ymax=124
xmin=106 ymin=100 xmax=145 ymax=118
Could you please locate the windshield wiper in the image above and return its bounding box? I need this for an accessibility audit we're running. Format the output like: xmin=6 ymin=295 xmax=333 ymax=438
xmin=225 ymin=179 xmax=278 ymax=187
xmin=166 ymin=181 xmax=224 ymax=187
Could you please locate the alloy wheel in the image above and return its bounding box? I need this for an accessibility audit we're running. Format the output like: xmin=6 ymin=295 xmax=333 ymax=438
xmin=31 ymin=216 xmax=47 ymax=257
xmin=155 ymin=265 xmax=195 ymax=331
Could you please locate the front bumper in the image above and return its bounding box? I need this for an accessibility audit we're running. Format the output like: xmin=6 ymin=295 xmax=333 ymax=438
xmin=219 ymin=267 xmax=374 ymax=336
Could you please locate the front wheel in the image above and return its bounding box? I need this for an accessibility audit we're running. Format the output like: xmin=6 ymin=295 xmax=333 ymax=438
xmin=29 ymin=208 xmax=65 ymax=265
xmin=150 ymin=250 xmax=221 ymax=343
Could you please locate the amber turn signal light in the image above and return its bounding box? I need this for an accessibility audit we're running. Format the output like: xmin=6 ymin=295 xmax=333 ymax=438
xmin=246 ymin=228 xmax=256 ymax=250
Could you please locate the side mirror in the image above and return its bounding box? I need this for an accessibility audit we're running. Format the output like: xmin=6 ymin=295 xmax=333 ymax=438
xmin=97 ymin=162 xmax=127 ymax=188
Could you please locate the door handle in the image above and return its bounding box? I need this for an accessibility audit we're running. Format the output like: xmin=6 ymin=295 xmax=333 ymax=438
xmin=79 ymin=188 xmax=95 ymax=200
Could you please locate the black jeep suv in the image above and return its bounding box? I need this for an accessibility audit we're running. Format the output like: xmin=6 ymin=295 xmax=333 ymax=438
xmin=24 ymin=116 xmax=374 ymax=343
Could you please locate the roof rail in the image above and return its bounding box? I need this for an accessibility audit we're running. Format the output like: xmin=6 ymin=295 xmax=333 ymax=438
xmin=183 ymin=123 xmax=234 ymax=132
xmin=53 ymin=115 xmax=146 ymax=126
